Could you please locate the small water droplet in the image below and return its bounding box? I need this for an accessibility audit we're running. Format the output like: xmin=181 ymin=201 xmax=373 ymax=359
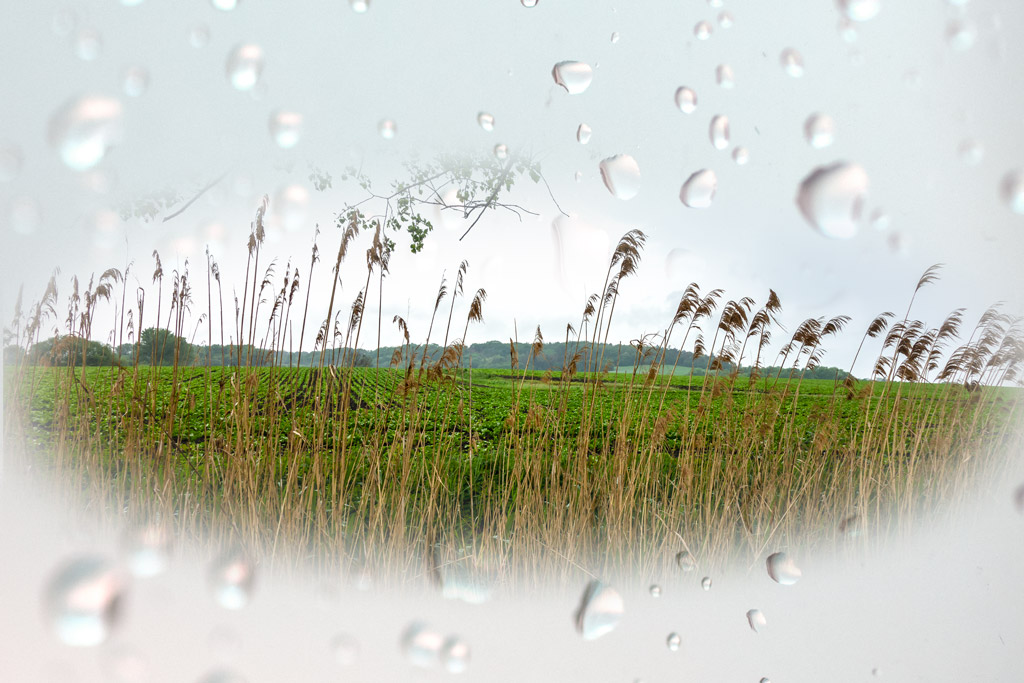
xmin=189 ymin=24 xmax=210 ymax=48
xmin=400 ymin=621 xmax=444 ymax=667
xmin=44 ymin=557 xmax=125 ymax=647
xmin=493 ymin=143 xmax=508 ymax=160
xmin=1001 ymin=170 xmax=1024 ymax=214
xmin=552 ymin=61 xmax=594 ymax=94
xmin=48 ymin=95 xmax=124 ymax=171
xmin=269 ymin=111 xmax=302 ymax=149
xmin=870 ymin=208 xmax=890 ymax=231
xmin=197 ymin=669 xmax=247 ymax=683
xmin=9 ymin=196 xmax=42 ymax=235
xmin=477 ymin=112 xmax=495 ymax=131
xmin=574 ymin=170 xmax=582 ymax=182
xmin=746 ymin=608 xmax=767 ymax=633
xmin=804 ymin=113 xmax=835 ymax=149
xmin=716 ymin=64 xmax=735 ymax=89
xmin=796 ymin=162 xmax=869 ymax=239
xmin=274 ymin=184 xmax=310 ymax=231
xmin=208 ymin=550 xmax=255 ymax=609
xmin=709 ymin=115 xmax=730 ymax=150
xmin=946 ymin=20 xmax=977 ymax=51
xmin=330 ymin=633 xmax=359 ymax=667
xmin=52 ymin=8 xmax=77 ymax=37
xmin=225 ymin=44 xmax=265 ymax=91
xmin=780 ymin=48 xmax=805 ymax=77
xmin=0 ymin=143 xmax=23 ymax=182
xmin=680 ymin=169 xmax=718 ymax=208
xmin=378 ymin=119 xmax=397 ymax=139
xmin=610 ymin=31 xmax=620 ymax=44
xmin=576 ymin=123 xmax=592 ymax=144
xmin=701 ymin=576 xmax=712 ymax=590
xmin=122 ymin=66 xmax=149 ymax=98
xmin=838 ymin=18 xmax=859 ymax=42
xmin=958 ymin=139 xmax=983 ymax=165
xmin=675 ymin=86 xmax=697 ymax=113
xmin=521 ymin=0 xmax=538 ymax=7
xmin=666 ymin=632 xmax=682 ymax=651
xmin=649 ymin=584 xmax=662 ymax=598
xmin=760 ymin=678 xmax=772 ymax=683
xmin=732 ymin=146 xmax=749 ymax=165
xmin=441 ymin=636 xmax=471 ymax=674
xmin=349 ymin=0 xmax=369 ymax=12
xmin=887 ymin=230 xmax=910 ymax=254
xmin=122 ymin=524 xmax=170 ymax=578
xmin=839 ymin=0 xmax=881 ymax=22
xmin=694 ymin=21 xmax=713 ymax=40
xmin=675 ymin=550 xmax=697 ymax=571
xmin=599 ymin=154 xmax=641 ymax=200
xmin=872 ymin=666 xmax=882 ymax=677
xmin=765 ymin=551 xmax=803 ymax=585
xmin=73 ymin=28 xmax=102 ymax=61
xmin=718 ymin=11 xmax=734 ymax=28
xmin=574 ymin=580 xmax=624 ymax=640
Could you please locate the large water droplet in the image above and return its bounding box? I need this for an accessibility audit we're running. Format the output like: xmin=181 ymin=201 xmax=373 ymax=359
xmin=269 ymin=111 xmax=302 ymax=148
xmin=701 ymin=576 xmax=712 ymax=591
xmin=211 ymin=0 xmax=239 ymax=10
xmin=675 ymin=550 xmax=697 ymax=571
xmin=9 ymin=196 xmax=42 ymax=235
xmin=839 ymin=0 xmax=881 ymax=22
xmin=715 ymin=64 xmax=735 ymax=88
xmin=44 ymin=557 xmax=124 ymax=647
xmin=274 ymin=184 xmax=309 ymax=231
xmin=552 ymin=61 xmax=594 ymax=94
xmin=946 ymin=20 xmax=977 ymax=51
xmin=718 ymin=11 xmax=734 ymax=28
xmin=709 ymin=115 xmax=730 ymax=150
xmin=680 ymin=169 xmax=718 ymax=208
xmin=1001 ymin=170 xmax=1024 ymax=214
xmin=0 ymin=143 xmax=23 ymax=182
xmin=208 ymin=550 xmax=255 ymax=609
xmin=379 ymin=119 xmax=396 ymax=139
xmin=765 ymin=551 xmax=803 ymax=585
xmin=694 ymin=21 xmax=712 ymax=40
xmin=574 ymin=580 xmax=624 ymax=640
xmin=122 ymin=524 xmax=170 ymax=578
xmin=189 ymin=24 xmax=210 ymax=48
xmin=675 ymin=86 xmax=697 ymax=113
xmin=599 ymin=154 xmax=641 ymax=200
xmin=796 ymin=162 xmax=869 ymax=239
xmin=746 ymin=608 xmax=767 ymax=633
xmin=477 ymin=112 xmax=494 ymax=131
xmin=576 ymin=123 xmax=592 ymax=144
xmin=958 ymin=139 xmax=983 ymax=165
xmin=804 ymin=113 xmax=835 ymax=149
xmin=780 ymin=48 xmax=804 ymax=77
xmin=441 ymin=636 xmax=471 ymax=674
xmin=122 ymin=67 xmax=149 ymax=98
xmin=493 ymin=143 xmax=508 ymax=160
xmin=330 ymin=633 xmax=359 ymax=667
xmin=48 ymin=95 xmax=124 ymax=171
xmin=732 ymin=146 xmax=749 ymax=165
xmin=225 ymin=44 xmax=264 ymax=90
xmin=73 ymin=28 xmax=102 ymax=61
xmin=400 ymin=621 xmax=444 ymax=668
xmin=649 ymin=584 xmax=662 ymax=598
xmin=349 ymin=0 xmax=369 ymax=12
xmin=666 ymin=632 xmax=682 ymax=651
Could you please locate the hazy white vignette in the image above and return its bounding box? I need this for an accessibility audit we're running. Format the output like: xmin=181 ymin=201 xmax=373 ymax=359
xmin=2 ymin=0 xmax=1024 ymax=680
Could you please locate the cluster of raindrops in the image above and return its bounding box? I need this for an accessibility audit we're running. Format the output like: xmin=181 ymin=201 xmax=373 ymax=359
xmin=574 ymin=580 xmax=624 ymax=639
xmin=400 ymin=622 xmax=470 ymax=673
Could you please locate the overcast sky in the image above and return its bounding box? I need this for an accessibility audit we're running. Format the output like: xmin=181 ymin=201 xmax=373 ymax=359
xmin=2 ymin=0 xmax=1023 ymax=377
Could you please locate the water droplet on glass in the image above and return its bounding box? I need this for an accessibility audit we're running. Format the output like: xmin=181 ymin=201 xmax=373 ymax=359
xmin=350 ymin=0 xmax=369 ymax=12
xmin=780 ymin=48 xmax=804 ymax=77
xmin=269 ymin=111 xmax=302 ymax=149
xmin=0 ymin=143 xmax=23 ymax=182
xmin=225 ymin=44 xmax=265 ymax=90
xmin=122 ymin=67 xmax=149 ymax=98
xmin=52 ymin=8 xmax=77 ymax=37
xmin=189 ymin=25 xmax=210 ymax=48
xmin=796 ymin=162 xmax=869 ymax=239
xmin=732 ymin=146 xmax=749 ymax=165
xmin=666 ymin=632 xmax=682 ymax=651
xmin=946 ymin=20 xmax=977 ymax=51
xmin=680 ymin=169 xmax=718 ymax=208
xmin=574 ymin=580 xmax=624 ymax=640
xmin=804 ymin=113 xmax=835 ymax=149
xmin=9 ymin=196 xmax=42 ymax=235
xmin=48 ymin=95 xmax=124 ymax=171
xmin=694 ymin=21 xmax=712 ymax=40
xmin=839 ymin=0 xmax=881 ymax=22
xmin=870 ymin=208 xmax=890 ymax=231
xmin=958 ymin=139 xmax=983 ymax=165
xmin=675 ymin=550 xmax=697 ymax=571
xmin=701 ymin=576 xmax=712 ymax=591
xmin=709 ymin=115 xmax=730 ymax=150
xmin=493 ymin=143 xmax=508 ymax=160
xmin=378 ymin=119 xmax=396 ymax=139
xmin=649 ymin=584 xmax=662 ymax=598
xmin=211 ymin=0 xmax=239 ymax=10
xmin=441 ymin=636 xmax=471 ymax=674
xmin=400 ymin=621 xmax=444 ymax=668
xmin=675 ymin=86 xmax=697 ymax=113
xmin=599 ymin=154 xmax=641 ymax=200
xmin=746 ymin=608 xmax=767 ymax=633
xmin=716 ymin=64 xmax=735 ymax=89
xmin=274 ymin=184 xmax=309 ymax=231
xmin=574 ymin=170 xmax=582 ymax=182
xmin=576 ymin=123 xmax=592 ymax=144
xmin=872 ymin=666 xmax=882 ymax=677
xmin=44 ymin=557 xmax=124 ymax=647
xmin=208 ymin=550 xmax=255 ymax=609
xmin=521 ymin=0 xmax=538 ymax=6
xmin=122 ymin=524 xmax=169 ymax=578
xmin=887 ymin=230 xmax=910 ymax=254
xmin=330 ymin=633 xmax=359 ymax=667
xmin=718 ymin=11 xmax=734 ymax=28
xmin=761 ymin=678 xmax=772 ymax=683
xmin=765 ymin=551 xmax=803 ymax=585
xmin=73 ymin=28 xmax=102 ymax=61
xmin=552 ymin=61 xmax=594 ymax=94
xmin=1001 ymin=170 xmax=1024 ymax=214
xmin=477 ymin=112 xmax=495 ymax=131
xmin=610 ymin=31 xmax=620 ymax=44
xmin=197 ymin=669 xmax=247 ymax=683
xmin=838 ymin=18 xmax=859 ymax=42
